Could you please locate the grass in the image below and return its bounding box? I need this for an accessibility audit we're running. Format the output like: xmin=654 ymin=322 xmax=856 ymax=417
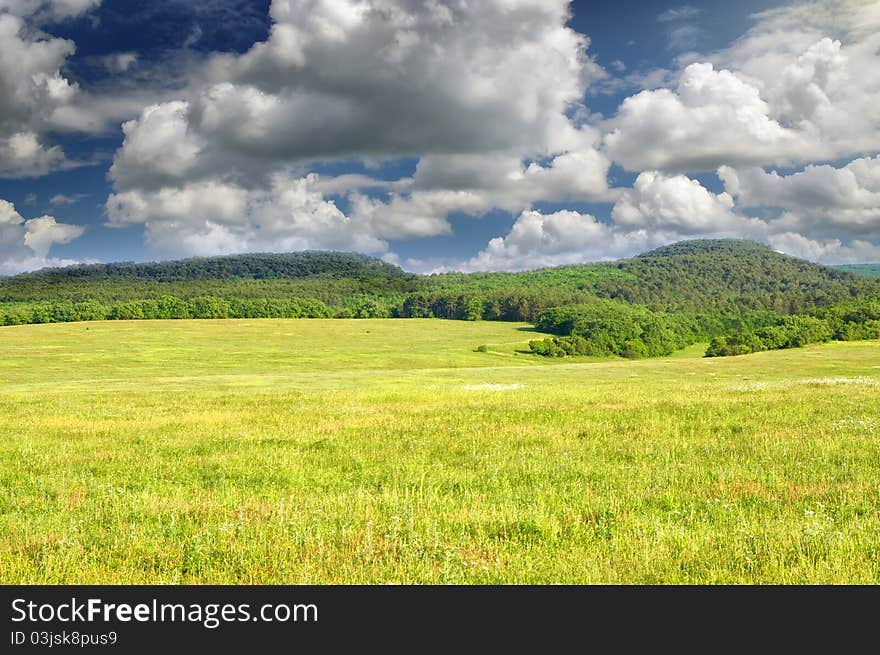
xmin=1 ymin=319 xmax=879 ymax=583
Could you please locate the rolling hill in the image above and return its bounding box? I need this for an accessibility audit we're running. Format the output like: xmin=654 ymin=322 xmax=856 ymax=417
xmin=1 ymin=240 xmax=877 ymax=322
xmin=836 ymin=264 xmax=880 ymax=278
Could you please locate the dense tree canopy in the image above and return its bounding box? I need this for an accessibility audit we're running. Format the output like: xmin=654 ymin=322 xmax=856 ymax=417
xmin=2 ymin=241 xmax=878 ymax=351
xmin=835 ymin=264 xmax=880 ymax=278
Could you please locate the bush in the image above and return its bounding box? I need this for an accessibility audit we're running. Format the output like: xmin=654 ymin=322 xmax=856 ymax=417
xmin=529 ymin=335 xmax=599 ymax=358
xmin=73 ymin=300 xmax=109 ymax=321
xmin=190 ymin=297 xmax=230 ymax=319
xmin=534 ymin=300 xmax=692 ymax=358
xmin=706 ymin=314 xmax=833 ymax=357
xmin=622 ymin=338 xmax=648 ymax=359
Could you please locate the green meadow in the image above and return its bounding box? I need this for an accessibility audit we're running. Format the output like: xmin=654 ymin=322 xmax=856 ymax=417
xmin=1 ymin=319 xmax=879 ymax=583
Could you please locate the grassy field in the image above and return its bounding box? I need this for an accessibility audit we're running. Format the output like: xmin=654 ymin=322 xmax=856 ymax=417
xmin=1 ymin=319 xmax=879 ymax=583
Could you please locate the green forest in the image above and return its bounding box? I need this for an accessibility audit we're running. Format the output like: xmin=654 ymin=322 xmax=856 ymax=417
xmin=2 ymin=239 xmax=879 ymax=359
xmin=835 ymin=264 xmax=880 ymax=278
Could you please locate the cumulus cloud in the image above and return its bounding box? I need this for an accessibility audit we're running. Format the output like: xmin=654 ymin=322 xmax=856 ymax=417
xmin=412 ymin=134 xmax=616 ymax=207
xmin=211 ymin=0 xmax=594 ymax=157
xmin=606 ymin=0 xmax=880 ymax=174
xmin=22 ymin=214 xmax=83 ymax=256
xmin=110 ymin=101 xmax=205 ymax=191
xmin=111 ymin=0 xmax=602 ymax=189
xmin=0 ymin=131 xmax=68 ymax=177
xmin=454 ymin=172 xmax=770 ymax=272
xmin=73 ymin=0 xmax=880 ymax=271
xmin=0 ymin=198 xmax=85 ymax=273
xmin=103 ymin=0 xmax=618 ymax=260
xmin=604 ymin=61 xmax=815 ymax=172
xmin=458 ymin=209 xmax=646 ymax=272
xmin=0 ymin=2 xmax=161 ymax=176
xmin=767 ymin=232 xmax=880 ymax=265
xmin=719 ymin=156 xmax=880 ymax=239
xmin=106 ymin=173 xmax=387 ymax=259
xmin=459 ymin=157 xmax=880 ymax=273
xmin=0 ymin=11 xmax=82 ymax=176
xmin=587 ymin=0 xmax=880 ymax=268
xmin=612 ymin=170 xmax=764 ymax=236
xmin=0 ymin=0 xmax=101 ymax=23
xmin=345 ymin=136 xmax=617 ymax=238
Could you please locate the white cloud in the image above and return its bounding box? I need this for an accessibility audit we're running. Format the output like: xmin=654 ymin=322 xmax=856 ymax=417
xmin=458 ymin=173 xmax=777 ymax=272
xmin=0 ymin=0 xmax=101 ymax=22
xmin=0 ymin=7 xmax=109 ymax=176
xmin=0 ymin=2 xmax=165 ymax=176
xmin=75 ymin=0 xmax=880 ymax=270
xmin=0 ymin=198 xmax=85 ymax=273
xmin=100 ymin=51 xmax=138 ymax=73
xmin=604 ymin=61 xmax=815 ymax=172
xmin=110 ymin=101 xmax=205 ymax=191
xmin=48 ymin=91 xmax=173 ymax=135
xmin=731 ymin=32 xmax=880 ymax=160
xmin=658 ymin=6 xmax=702 ymax=23
xmin=411 ymin=136 xmax=615 ymax=205
xmin=0 ymin=131 xmax=68 ymax=177
xmin=22 ymin=214 xmax=83 ymax=256
xmin=612 ymin=170 xmax=761 ymax=235
xmin=457 ymin=160 xmax=880 ymax=273
xmin=111 ymin=0 xmax=599 ymax=191
xmin=767 ymin=232 xmax=880 ymax=265
xmin=459 ymin=210 xmax=624 ymax=272
xmin=605 ymin=1 xmax=880 ymax=173
xmin=359 ymin=135 xmax=617 ymax=232
xmin=104 ymin=0 xmax=618 ymax=259
xmin=719 ymin=155 xmax=880 ymax=239
xmin=714 ymin=0 xmax=880 ymax=78
xmin=0 ymin=13 xmax=78 ymax=176
xmin=49 ymin=192 xmax=88 ymax=206
xmin=307 ymin=173 xmax=409 ymax=196
xmin=106 ymin=173 xmax=387 ymax=260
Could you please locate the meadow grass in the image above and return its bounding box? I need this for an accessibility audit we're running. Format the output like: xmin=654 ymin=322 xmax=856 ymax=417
xmin=1 ymin=319 xmax=879 ymax=583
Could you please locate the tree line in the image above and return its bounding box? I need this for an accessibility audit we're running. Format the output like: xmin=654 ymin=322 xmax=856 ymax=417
xmin=2 ymin=241 xmax=879 ymax=347
xmin=1 ymin=296 xmax=331 ymax=325
xmin=705 ymin=297 xmax=880 ymax=357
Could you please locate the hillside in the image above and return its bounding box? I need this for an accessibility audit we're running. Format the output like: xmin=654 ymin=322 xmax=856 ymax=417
xmin=0 ymin=251 xmax=420 ymax=305
xmin=836 ymin=264 xmax=880 ymax=278
xmin=602 ymin=239 xmax=873 ymax=313
xmin=1 ymin=240 xmax=877 ymax=322
xmin=425 ymin=239 xmax=876 ymax=314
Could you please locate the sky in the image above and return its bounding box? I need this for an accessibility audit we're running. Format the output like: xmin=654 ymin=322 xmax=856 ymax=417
xmin=0 ymin=0 xmax=879 ymax=275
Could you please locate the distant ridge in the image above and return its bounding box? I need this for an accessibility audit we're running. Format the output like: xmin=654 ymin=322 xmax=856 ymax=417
xmin=1 ymin=240 xmax=877 ymax=318
xmin=1 ymin=238 xmax=864 ymax=281
xmin=637 ymin=239 xmax=783 ymax=259
xmin=835 ymin=264 xmax=880 ymax=278
xmin=3 ymin=251 xmax=412 ymax=283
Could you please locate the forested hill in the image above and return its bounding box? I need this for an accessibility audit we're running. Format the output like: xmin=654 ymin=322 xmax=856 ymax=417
xmin=5 ymin=251 xmax=413 ymax=284
xmin=835 ymin=264 xmax=880 ymax=278
xmin=597 ymin=239 xmax=874 ymax=312
xmin=0 ymin=251 xmax=420 ymax=307
xmin=636 ymin=239 xmax=778 ymax=258
xmin=425 ymin=239 xmax=876 ymax=314
xmin=0 ymin=240 xmax=877 ymax=320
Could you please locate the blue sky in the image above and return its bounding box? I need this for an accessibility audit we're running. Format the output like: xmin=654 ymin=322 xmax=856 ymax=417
xmin=0 ymin=0 xmax=878 ymax=273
